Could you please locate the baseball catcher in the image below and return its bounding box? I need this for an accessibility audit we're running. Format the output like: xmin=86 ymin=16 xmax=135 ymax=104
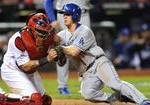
xmin=0 ymin=13 xmax=56 ymax=105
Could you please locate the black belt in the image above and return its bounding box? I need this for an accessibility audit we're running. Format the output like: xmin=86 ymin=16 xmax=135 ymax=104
xmin=86 ymin=55 xmax=105 ymax=71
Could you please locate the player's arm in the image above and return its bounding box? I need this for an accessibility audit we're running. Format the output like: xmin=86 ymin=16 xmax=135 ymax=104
xmin=58 ymin=45 xmax=81 ymax=57
xmin=14 ymin=35 xmax=58 ymax=72
xmin=20 ymin=49 xmax=57 ymax=72
xmin=44 ymin=0 xmax=59 ymax=29
xmin=53 ymin=45 xmax=81 ymax=67
xmin=44 ymin=0 xmax=56 ymax=22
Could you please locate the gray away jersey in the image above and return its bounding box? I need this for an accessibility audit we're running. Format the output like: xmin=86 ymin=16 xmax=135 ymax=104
xmin=57 ymin=25 xmax=105 ymax=71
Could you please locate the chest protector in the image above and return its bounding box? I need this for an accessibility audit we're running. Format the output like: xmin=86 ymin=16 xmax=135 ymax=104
xmin=15 ymin=28 xmax=54 ymax=60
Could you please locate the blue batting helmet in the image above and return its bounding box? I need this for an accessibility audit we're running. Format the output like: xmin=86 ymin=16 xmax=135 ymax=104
xmin=58 ymin=3 xmax=81 ymax=22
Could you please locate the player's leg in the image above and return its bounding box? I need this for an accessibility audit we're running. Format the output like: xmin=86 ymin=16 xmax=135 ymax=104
xmin=0 ymin=99 xmax=35 ymax=105
xmin=1 ymin=68 xmax=38 ymax=95
xmin=30 ymin=93 xmax=42 ymax=105
xmin=1 ymin=71 xmax=47 ymax=105
xmin=56 ymin=12 xmax=70 ymax=95
xmin=0 ymin=93 xmax=52 ymax=105
xmin=80 ymin=70 xmax=112 ymax=102
xmin=0 ymin=87 xmax=32 ymax=105
xmin=4 ymin=72 xmax=44 ymax=96
xmin=141 ymin=100 xmax=150 ymax=105
xmin=0 ymin=89 xmax=35 ymax=105
xmin=1 ymin=68 xmax=45 ymax=104
xmin=96 ymin=56 xmax=147 ymax=105
xmin=56 ymin=58 xmax=70 ymax=95
xmin=30 ymin=72 xmax=45 ymax=95
xmin=30 ymin=72 xmax=52 ymax=105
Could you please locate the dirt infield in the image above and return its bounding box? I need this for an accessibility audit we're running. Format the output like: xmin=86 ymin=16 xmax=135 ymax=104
xmin=40 ymin=68 xmax=150 ymax=79
xmin=52 ymin=99 xmax=136 ymax=105
xmin=40 ymin=69 xmax=150 ymax=105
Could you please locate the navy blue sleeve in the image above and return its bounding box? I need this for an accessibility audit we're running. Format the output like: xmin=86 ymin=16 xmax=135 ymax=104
xmin=44 ymin=0 xmax=56 ymax=22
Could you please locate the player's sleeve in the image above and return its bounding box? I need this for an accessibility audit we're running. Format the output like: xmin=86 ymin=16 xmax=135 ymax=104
xmin=44 ymin=0 xmax=56 ymax=22
xmin=8 ymin=36 xmax=29 ymax=66
xmin=72 ymin=29 xmax=95 ymax=51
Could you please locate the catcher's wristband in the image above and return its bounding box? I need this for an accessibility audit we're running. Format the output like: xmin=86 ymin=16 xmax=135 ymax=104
xmin=39 ymin=57 xmax=49 ymax=66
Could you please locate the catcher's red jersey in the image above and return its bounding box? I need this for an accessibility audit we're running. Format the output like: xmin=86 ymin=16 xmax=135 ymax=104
xmin=15 ymin=28 xmax=55 ymax=60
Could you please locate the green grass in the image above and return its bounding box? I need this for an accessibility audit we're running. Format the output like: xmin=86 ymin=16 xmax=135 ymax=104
xmin=1 ymin=76 xmax=150 ymax=99
xmin=43 ymin=78 xmax=82 ymax=99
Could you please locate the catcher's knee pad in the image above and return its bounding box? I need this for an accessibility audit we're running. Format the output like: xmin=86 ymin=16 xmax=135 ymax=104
xmin=31 ymin=93 xmax=42 ymax=105
xmin=42 ymin=94 xmax=52 ymax=105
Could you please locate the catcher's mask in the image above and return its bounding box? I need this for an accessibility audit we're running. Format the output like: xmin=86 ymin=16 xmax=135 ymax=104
xmin=26 ymin=13 xmax=52 ymax=40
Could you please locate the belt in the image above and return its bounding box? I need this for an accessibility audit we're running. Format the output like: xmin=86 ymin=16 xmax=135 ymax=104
xmin=86 ymin=55 xmax=105 ymax=71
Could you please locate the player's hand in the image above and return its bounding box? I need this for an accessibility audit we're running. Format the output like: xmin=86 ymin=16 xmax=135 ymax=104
xmin=51 ymin=21 xmax=60 ymax=32
xmin=53 ymin=46 xmax=67 ymax=66
xmin=53 ymin=35 xmax=61 ymax=45
xmin=47 ymin=49 xmax=58 ymax=62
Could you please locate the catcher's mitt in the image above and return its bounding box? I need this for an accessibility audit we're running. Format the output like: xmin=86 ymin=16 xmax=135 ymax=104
xmin=54 ymin=46 xmax=67 ymax=66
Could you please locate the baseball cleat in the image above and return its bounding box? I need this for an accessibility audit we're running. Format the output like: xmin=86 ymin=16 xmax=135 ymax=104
xmin=141 ymin=100 xmax=150 ymax=105
xmin=58 ymin=87 xmax=70 ymax=95
xmin=119 ymin=94 xmax=135 ymax=103
xmin=108 ymin=91 xmax=135 ymax=103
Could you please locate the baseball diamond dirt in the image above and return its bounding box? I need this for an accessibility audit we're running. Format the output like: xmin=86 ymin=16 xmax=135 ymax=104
xmin=51 ymin=99 xmax=136 ymax=105
xmin=40 ymin=69 xmax=150 ymax=105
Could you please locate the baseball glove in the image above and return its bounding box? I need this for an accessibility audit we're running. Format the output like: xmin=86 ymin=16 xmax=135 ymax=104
xmin=54 ymin=46 xmax=67 ymax=66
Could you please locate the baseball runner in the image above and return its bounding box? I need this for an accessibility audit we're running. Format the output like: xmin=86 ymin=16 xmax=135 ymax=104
xmin=44 ymin=0 xmax=97 ymax=95
xmin=55 ymin=0 xmax=91 ymax=29
xmin=53 ymin=3 xmax=150 ymax=105
xmin=0 ymin=13 xmax=57 ymax=105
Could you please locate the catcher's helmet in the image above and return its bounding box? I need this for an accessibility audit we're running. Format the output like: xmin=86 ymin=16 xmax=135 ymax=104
xmin=58 ymin=3 xmax=81 ymax=22
xmin=26 ymin=13 xmax=52 ymax=39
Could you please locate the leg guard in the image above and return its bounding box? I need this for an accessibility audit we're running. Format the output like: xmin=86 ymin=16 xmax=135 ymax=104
xmin=0 ymin=99 xmax=34 ymax=105
xmin=42 ymin=94 xmax=52 ymax=105
xmin=0 ymin=101 xmax=34 ymax=105
xmin=31 ymin=93 xmax=42 ymax=105
xmin=0 ymin=93 xmax=34 ymax=105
